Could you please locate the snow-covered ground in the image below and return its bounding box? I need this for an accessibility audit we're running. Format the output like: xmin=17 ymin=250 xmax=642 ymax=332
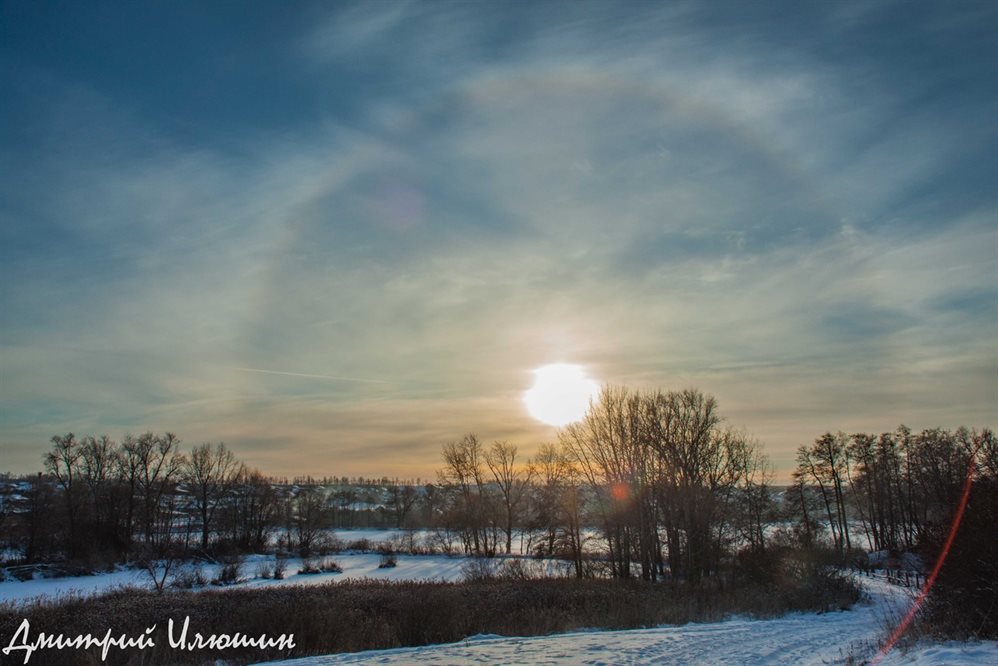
xmin=255 ymin=577 xmax=998 ymax=665
xmin=0 ymin=552 xmax=571 ymax=605
xmin=0 ymin=526 xmax=583 ymax=604
xmin=3 ymin=544 xmax=994 ymax=664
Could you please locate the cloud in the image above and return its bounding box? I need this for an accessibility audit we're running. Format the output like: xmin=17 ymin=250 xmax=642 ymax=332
xmin=1 ymin=2 xmax=995 ymax=478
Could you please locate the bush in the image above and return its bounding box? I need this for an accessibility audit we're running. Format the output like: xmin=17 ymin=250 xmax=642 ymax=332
xmin=312 ymin=532 xmax=341 ymax=556
xmin=170 ymin=564 xmax=207 ymax=590
xmin=733 ymin=547 xmax=777 ymax=584
xmin=212 ymin=557 xmax=244 ymax=586
xmin=298 ymin=558 xmax=320 ymax=575
xmin=298 ymin=557 xmax=342 ymax=575
xmin=345 ymin=538 xmax=372 ymax=552
xmin=378 ymin=552 xmax=398 ymax=569
xmin=319 ymin=558 xmax=343 ymax=573
xmin=428 ymin=529 xmax=459 ymax=556
xmin=387 ymin=531 xmax=420 ymax=555
xmin=274 ymin=552 xmax=288 ymax=580
xmin=461 ymin=557 xmax=497 ymax=582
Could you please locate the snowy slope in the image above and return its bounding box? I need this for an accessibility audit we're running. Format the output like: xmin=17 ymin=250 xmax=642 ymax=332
xmin=255 ymin=578 xmax=997 ymax=665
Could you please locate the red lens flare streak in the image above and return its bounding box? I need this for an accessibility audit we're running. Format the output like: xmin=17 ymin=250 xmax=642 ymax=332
xmin=871 ymin=446 xmax=980 ymax=664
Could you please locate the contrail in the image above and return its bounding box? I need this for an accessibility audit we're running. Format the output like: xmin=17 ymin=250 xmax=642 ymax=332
xmin=232 ymin=367 xmax=389 ymax=384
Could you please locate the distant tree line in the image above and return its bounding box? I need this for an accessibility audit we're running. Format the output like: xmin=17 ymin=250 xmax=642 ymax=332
xmin=0 ymin=388 xmax=992 ymax=603
xmin=0 ymin=434 xmax=282 ymax=565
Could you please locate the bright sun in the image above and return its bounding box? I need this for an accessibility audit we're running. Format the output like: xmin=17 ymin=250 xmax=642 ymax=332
xmin=523 ymin=363 xmax=600 ymax=427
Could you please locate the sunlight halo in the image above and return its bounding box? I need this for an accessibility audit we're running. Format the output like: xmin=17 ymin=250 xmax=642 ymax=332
xmin=523 ymin=363 xmax=600 ymax=427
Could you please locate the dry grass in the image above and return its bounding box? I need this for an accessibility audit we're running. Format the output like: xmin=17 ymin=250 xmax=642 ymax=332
xmin=0 ymin=568 xmax=860 ymax=666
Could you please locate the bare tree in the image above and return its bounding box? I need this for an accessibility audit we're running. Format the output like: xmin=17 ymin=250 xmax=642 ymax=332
xmin=562 ymin=386 xmax=647 ymax=579
xmin=185 ymin=442 xmax=239 ymax=551
xmin=563 ymin=386 xmax=761 ymax=581
xmin=485 ymin=441 xmax=533 ymax=554
xmin=120 ymin=432 xmax=185 ymax=546
xmin=733 ymin=450 xmax=774 ymax=554
xmin=293 ymin=485 xmax=327 ymax=557
xmin=527 ymin=443 xmax=572 ymax=556
xmin=386 ymin=479 xmax=420 ymax=529
xmin=230 ymin=467 xmax=278 ymax=551
xmin=22 ymin=473 xmax=57 ymax=562
xmin=528 ymin=443 xmax=586 ymax=576
xmin=439 ymin=434 xmax=496 ymax=556
xmin=137 ymin=540 xmax=184 ymax=594
xmin=44 ymin=434 xmax=82 ymax=557
xmin=795 ymin=433 xmax=852 ymax=553
xmin=79 ymin=435 xmax=118 ymax=536
xmin=643 ymin=389 xmax=757 ymax=581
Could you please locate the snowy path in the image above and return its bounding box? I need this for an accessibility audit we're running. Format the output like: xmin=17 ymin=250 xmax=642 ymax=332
xmin=257 ymin=578 xmax=997 ymax=665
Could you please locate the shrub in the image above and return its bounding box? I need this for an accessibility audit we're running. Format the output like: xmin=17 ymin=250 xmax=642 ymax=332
xmin=320 ymin=558 xmax=343 ymax=573
xmin=170 ymin=564 xmax=207 ymax=590
xmin=378 ymin=552 xmax=398 ymax=569
xmin=298 ymin=557 xmax=341 ymax=575
xmin=429 ymin=529 xmax=459 ymax=556
xmin=311 ymin=532 xmax=340 ymax=555
xmin=274 ymin=552 xmax=288 ymax=580
xmin=461 ymin=557 xmax=497 ymax=582
xmin=387 ymin=531 xmax=419 ymax=555
xmin=494 ymin=558 xmax=541 ymax=581
xmin=298 ymin=557 xmax=321 ymax=575
xmin=212 ymin=556 xmax=244 ymax=586
xmin=346 ymin=538 xmax=372 ymax=552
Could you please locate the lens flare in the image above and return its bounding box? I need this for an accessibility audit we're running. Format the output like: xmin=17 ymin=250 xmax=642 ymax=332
xmin=872 ymin=448 xmax=979 ymax=664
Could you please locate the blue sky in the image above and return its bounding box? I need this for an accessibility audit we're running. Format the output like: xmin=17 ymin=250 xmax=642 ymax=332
xmin=1 ymin=1 xmax=995 ymax=478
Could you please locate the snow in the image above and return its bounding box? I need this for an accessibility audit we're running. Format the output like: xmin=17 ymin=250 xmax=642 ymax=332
xmin=0 ymin=566 xmax=148 ymax=603
xmin=254 ymin=578 xmax=997 ymax=665
xmin=879 ymin=641 xmax=998 ymax=665
xmin=0 ymin=553 xmax=570 ymax=605
xmin=3 ymin=555 xmax=993 ymax=664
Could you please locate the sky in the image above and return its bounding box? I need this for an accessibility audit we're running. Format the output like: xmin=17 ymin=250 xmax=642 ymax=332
xmin=1 ymin=1 xmax=996 ymax=480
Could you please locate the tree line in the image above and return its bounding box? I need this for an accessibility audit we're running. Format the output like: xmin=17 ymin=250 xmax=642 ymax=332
xmin=2 ymin=434 xmax=279 ymax=563
xmin=438 ymin=387 xmax=771 ymax=582
xmin=434 ymin=386 xmax=994 ymax=588
xmin=792 ymin=425 xmax=996 ymax=554
xmin=1 ymin=387 xmax=993 ymax=591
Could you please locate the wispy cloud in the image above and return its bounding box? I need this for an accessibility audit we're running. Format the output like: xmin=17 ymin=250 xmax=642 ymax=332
xmin=232 ymin=367 xmax=389 ymax=385
xmin=1 ymin=2 xmax=995 ymax=478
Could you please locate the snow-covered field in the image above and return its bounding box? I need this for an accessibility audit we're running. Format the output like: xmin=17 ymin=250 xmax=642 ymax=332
xmin=0 ymin=552 xmax=571 ymax=605
xmin=3 ymin=539 xmax=994 ymax=664
xmin=256 ymin=578 xmax=997 ymax=666
xmin=0 ymin=527 xmax=581 ymax=604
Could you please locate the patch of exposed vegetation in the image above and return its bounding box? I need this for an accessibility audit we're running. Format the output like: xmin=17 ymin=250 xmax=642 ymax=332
xmin=0 ymin=567 xmax=860 ymax=666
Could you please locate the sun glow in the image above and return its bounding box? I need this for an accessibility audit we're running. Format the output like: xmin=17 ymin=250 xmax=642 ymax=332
xmin=523 ymin=363 xmax=600 ymax=427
